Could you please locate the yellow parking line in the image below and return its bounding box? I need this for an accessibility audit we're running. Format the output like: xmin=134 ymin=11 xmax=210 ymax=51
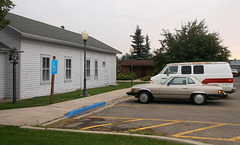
xmin=87 ymin=116 xmax=240 ymax=126
xmin=86 ymin=116 xmax=240 ymax=142
xmin=80 ymin=119 xmax=142 ymax=130
xmin=229 ymin=136 xmax=240 ymax=142
xmin=172 ymin=123 xmax=226 ymax=137
xmin=130 ymin=121 xmax=181 ymax=132
xmin=115 ymin=104 xmax=240 ymax=111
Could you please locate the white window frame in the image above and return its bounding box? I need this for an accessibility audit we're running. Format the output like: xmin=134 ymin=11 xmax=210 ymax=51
xmin=40 ymin=54 xmax=51 ymax=84
xmin=102 ymin=62 xmax=106 ymax=68
xmin=94 ymin=60 xmax=98 ymax=79
xmin=86 ymin=59 xmax=91 ymax=78
xmin=65 ymin=56 xmax=72 ymax=82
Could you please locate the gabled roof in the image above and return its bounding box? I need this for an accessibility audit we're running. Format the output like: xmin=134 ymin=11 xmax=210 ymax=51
xmin=120 ymin=60 xmax=154 ymax=66
xmin=6 ymin=13 xmax=121 ymax=54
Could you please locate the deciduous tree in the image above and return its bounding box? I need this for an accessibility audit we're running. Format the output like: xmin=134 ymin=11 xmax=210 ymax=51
xmin=0 ymin=0 xmax=15 ymax=30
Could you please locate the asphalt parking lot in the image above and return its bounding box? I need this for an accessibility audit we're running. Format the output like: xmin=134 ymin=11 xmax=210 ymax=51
xmin=59 ymin=77 xmax=240 ymax=145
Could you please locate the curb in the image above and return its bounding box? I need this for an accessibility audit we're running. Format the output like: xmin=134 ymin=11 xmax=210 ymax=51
xmin=41 ymin=95 xmax=131 ymax=126
xmin=20 ymin=126 xmax=213 ymax=145
xmin=65 ymin=102 xmax=106 ymax=118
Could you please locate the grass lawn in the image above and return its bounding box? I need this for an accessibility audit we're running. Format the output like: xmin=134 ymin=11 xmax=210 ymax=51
xmin=0 ymin=126 xmax=187 ymax=145
xmin=0 ymin=82 xmax=145 ymax=110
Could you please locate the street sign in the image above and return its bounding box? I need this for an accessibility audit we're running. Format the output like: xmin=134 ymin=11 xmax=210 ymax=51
xmin=51 ymin=60 xmax=58 ymax=74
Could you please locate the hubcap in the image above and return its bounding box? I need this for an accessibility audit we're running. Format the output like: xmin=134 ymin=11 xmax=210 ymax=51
xmin=194 ymin=94 xmax=205 ymax=104
xmin=139 ymin=93 xmax=149 ymax=103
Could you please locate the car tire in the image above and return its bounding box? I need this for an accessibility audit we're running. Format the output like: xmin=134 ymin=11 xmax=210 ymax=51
xmin=191 ymin=94 xmax=207 ymax=105
xmin=138 ymin=91 xmax=152 ymax=103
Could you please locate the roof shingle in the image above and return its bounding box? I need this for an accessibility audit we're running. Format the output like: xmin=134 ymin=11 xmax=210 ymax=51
xmin=6 ymin=13 xmax=121 ymax=54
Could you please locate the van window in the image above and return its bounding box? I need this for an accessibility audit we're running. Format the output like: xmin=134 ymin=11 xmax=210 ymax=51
xmin=182 ymin=66 xmax=191 ymax=74
xmin=164 ymin=66 xmax=178 ymax=74
xmin=194 ymin=65 xmax=204 ymax=74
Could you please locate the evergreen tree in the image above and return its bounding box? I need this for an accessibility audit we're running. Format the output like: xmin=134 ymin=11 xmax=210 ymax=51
xmin=130 ymin=25 xmax=145 ymax=59
xmin=143 ymin=34 xmax=152 ymax=59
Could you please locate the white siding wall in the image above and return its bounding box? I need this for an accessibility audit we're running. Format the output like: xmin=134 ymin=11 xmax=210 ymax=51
xmin=0 ymin=53 xmax=7 ymax=99
xmin=0 ymin=27 xmax=21 ymax=99
xmin=20 ymin=38 xmax=117 ymax=99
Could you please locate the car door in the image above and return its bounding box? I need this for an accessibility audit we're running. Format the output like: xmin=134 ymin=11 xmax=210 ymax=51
xmin=158 ymin=77 xmax=188 ymax=99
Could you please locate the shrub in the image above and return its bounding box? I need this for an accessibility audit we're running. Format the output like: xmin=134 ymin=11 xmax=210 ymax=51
xmin=117 ymin=72 xmax=137 ymax=80
xmin=141 ymin=74 xmax=154 ymax=81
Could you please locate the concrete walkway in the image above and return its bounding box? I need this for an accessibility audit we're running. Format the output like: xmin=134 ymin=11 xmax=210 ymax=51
xmin=0 ymin=88 xmax=130 ymax=126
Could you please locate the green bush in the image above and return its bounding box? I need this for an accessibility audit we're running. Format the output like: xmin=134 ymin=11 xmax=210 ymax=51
xmin=141 ymin=74 xmax=154 ymax=81
xmin=117 ymin=72 xmax=137 ymax=80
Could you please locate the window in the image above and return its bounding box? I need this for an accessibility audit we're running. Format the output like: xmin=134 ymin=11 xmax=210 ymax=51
xmin=182 ymin=66 xmax=191 ymax=74
xmin=95 ymin=60 xmax=98 ymax=78
xmin=164 ymin=66 xmax=178 ymax=74
xmin=102 ymin=62 xmax=106 ymax=67
xmin=168 ymin=77 xmax=187 ymax=85
xmin=65 ymin=57 xmax=72 ymax=81
xmin=194 ymin=65 xmax=204 ymax=74
xmin=41 ymin=55 xmax=50 ymax=83
xmin=188 ymin=78 xmax=195 ymax=84
xmin=87 ymin=60 xmax=90 ymax=77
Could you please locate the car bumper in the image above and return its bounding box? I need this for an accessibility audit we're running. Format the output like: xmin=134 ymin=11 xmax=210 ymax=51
xmin=208 ymin=92 xmax=228 ymax=100
xmin=126 ymin=91 xmax=138 ymax=96
xmin=225 ymin=87 xmax=236 ymax=94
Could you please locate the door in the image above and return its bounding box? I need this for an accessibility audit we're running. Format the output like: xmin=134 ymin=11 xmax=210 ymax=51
xmin=158 ymin=77 xmax=188 ymax=99
xmin=141 ymin=68 xmax=147 ymax=78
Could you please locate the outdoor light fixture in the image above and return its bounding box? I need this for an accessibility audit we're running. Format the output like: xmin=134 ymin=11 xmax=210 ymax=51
xmin=130 ymin=47 xmax=134 ymax=86
xmin=81 ymin=30 xmax=89 ymax=41
xmin=81 ymin=30 xmax=88 ymax=96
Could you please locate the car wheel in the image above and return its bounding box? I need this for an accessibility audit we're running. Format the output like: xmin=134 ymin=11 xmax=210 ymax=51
xmin=138 ymin=91 xmax=152 ymax=103
xmin=192 ymin=94 xmax=207 ymax=105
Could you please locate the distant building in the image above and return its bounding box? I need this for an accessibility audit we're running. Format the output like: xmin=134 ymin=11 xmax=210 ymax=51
xmin=120 ymin=60 xmax=155 ymax=78
xmin=0 ymin=13 xmax=121 ymax=100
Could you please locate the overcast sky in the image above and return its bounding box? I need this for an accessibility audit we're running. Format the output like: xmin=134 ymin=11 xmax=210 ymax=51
xmin=11 ymin=0 xmax=240 ymax=59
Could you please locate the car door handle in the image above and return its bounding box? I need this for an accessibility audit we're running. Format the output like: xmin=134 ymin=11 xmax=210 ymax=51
xmin=182 ymin=88 xmax=187 ymax=89
xmin=162 ymin=78 xmax=167 ymax=79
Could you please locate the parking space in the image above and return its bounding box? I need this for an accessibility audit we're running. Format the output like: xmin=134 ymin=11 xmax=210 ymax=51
xmin=60 ymin=77 xmax=240 ymax=145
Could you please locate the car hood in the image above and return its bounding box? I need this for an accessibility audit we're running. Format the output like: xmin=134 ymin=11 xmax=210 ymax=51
xmin=132 ymin=83 xmax=160 ymax=89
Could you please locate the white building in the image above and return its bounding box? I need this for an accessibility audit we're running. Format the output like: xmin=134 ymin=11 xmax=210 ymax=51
xmin=0 ymin=13 xmax=121 ymax=100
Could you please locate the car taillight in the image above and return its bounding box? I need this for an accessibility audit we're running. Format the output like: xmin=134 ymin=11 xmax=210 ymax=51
xmin=150 ymin=80 xmax=153 ymax=84
xmin=131 ymin=89 xmax=135 ymax=92
xmin=228 ymin=78 xmax=233 ymax=83
xmin=218 ymin=90 xmax=223 ymax=94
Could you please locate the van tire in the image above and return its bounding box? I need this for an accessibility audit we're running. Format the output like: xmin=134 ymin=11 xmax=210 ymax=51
xmin=191 ymin=94 xmax=207 ymax=105
xmin=138 ymin=91 xmax=152 ymax=104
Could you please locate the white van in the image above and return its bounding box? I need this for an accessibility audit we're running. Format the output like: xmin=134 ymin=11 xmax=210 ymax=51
xmin=150 ymin=62 xmax=235 ymax=94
